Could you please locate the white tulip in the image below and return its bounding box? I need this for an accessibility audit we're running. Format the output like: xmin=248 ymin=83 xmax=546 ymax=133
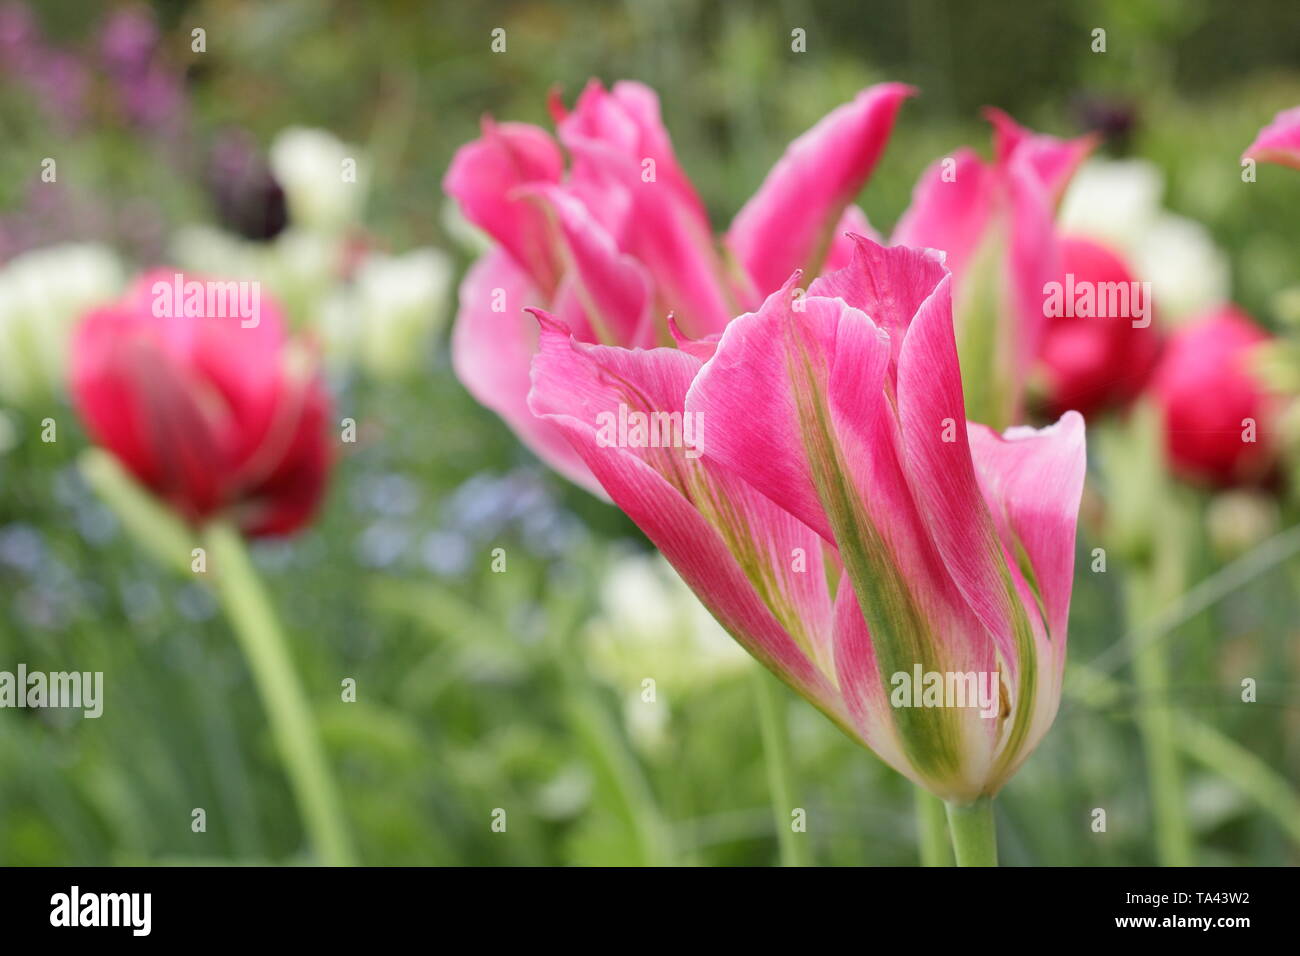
xmin=0 ymin=244 xmax=123 ymax=405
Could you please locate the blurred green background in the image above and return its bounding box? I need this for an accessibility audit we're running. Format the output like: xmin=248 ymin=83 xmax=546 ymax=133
xmin=1 ymin=0 xmax=1298 ymax=866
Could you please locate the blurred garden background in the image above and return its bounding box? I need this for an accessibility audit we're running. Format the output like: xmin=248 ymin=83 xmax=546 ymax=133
xmin=2 ymin=0 xmax=1299 ymax=866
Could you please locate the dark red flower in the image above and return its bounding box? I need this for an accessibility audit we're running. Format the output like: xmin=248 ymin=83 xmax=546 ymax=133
xmin=1038 ymin=235 xmax=1162 ymax=419
xmin=72 ymin=270 xmax=332 ymax=536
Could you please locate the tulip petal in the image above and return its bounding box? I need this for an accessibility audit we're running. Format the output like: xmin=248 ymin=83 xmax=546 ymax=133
xmin=72 ymin=308 xmax=230 ymax=522
xmin=822 ymin=206 xmax=882 ymax=274
xmin=809 ymin=233 xmax=948 ymax=370
xmin=559 ymin=81 xmax=732 ymax=337
xmin=894 ymin=275 xmax=1029 ymax=668
xmin=966 ymin=412 xmax=1087 ymax=649
xmin=1243 ymin=105 xmax=1300 ymax=170
xmin=985 ymin=107 xmax=1095 ymax=203
xmin=521 ymin=184 xmax=654 ymax=347
xmin=443 ymin=120 xmax=564 ymax=293
xmin=891 ymin=148 xmax=995 ymax=283
xmin=451 ymin=248 xmax=600 ymax=493
xmin=528 ymin=317 xmax=842 ymax=689
xmin=965 ymin=412 xmax=1086 ymax=783
xmin=687 ymin=279 xmax=999 ymax=789
xmin=726 ymin=83 xmax=913 ymax=296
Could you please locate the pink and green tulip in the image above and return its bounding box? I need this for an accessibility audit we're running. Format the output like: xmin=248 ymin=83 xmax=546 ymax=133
xmin=528 ymin=235 xmax=1087 ymax=811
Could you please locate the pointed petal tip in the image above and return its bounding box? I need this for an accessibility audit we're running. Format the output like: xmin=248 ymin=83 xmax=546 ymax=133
xmin=546 ymin=85 xmax=568 ymax=125
xmin=525 ymin=307 xmax=568 ymax=336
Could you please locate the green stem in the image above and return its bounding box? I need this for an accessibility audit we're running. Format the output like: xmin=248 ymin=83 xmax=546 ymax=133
xmin=915 ymin=787 xmax=953 ymax=866
xmin=206 ymin=522 xmax=356 ymax=866
xmin=750 ymin=667 xmax=811 ymax=866
xmin=944 ymin=796 xmax=998 ymax=866
xmin=565 ymin=689 xmax=674 ymax=866
xmin=1125 ymin=565 xmax=1193 ymax=867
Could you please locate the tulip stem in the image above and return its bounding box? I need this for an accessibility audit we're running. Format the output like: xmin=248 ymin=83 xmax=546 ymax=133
xmin=1125 ymin=564 xmax=1193 ymax=867
xmin=750 ymin=667 xmax=811 ymax=866
xmin=206 ymin=523 xmax=356 ymax=866
xmin=915 ymin=788 xmax=953 ymax=866
xmin=944 ymin=796 xmax=998 ymax=866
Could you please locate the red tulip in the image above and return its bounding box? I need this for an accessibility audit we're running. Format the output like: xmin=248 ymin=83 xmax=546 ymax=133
xmin=1037 ymin=235 xmax=1162 ymax=418
xmin=71 ymin=270 xmax=331 ymax=536
xmin=1149 ymin=306 xmax=1277 ymax=487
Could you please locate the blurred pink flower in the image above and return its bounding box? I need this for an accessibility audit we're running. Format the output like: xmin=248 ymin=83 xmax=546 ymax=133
xmin=1149 ymin=306 xmax=1278 ymax=487
xmin=1243 ymin=106 xmax=1300 ymax=170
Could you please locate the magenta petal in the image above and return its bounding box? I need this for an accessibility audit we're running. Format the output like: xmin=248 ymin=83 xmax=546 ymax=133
xmin=527 ymin=319 xmax=841 ymax=692
xmin=830 ymin=584 xmax=911 ymax=775
xmin=809 ymin=234 xmax=948 ymax=371
xmin=522 ymin=184 xmax=654 ymax=347
xmin=450 ymin=249 xmax=600 ymax=493
xmin=1244 ymin=105 xmax=1300 ymax=170
xmin=894 ymin=273 xmax=1021 ymax=665
xmin=443 ymin=120 xmax=564 ymax=293
xmin=985 ymin=107 xmax=1095 ymax=202
xmin=684 ymin=279 xmax=845 ymax=542
xmin=822 ymin=206 xmax=882 ymax=274
xmin=559 ymin=81 xmax=732 ymax=337
xmin=891 ymin=148 xmax=995 ymax=283
xmin=966 ymin=412 xmax=1087 ymax=647
xmin=1002 ymin=152 xmax=1061 ymax=396
xmin=726 ymin=83 xmax=913 ymax=296
xmin=686 ymin=276 xmax=995 ymax=672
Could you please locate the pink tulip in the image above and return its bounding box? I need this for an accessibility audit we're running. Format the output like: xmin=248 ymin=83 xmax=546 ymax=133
xmin=1243 ymin=106 xmax=1300 ymax=170
xmin=445 ymin=79 xmax=912 ymax=492
xmin=1037 ymin=235 xmax=1163 ymax=418
xmin=71 ymin=270 xmax=332 ymax=537
xmin=893 ymin=109 xmax=1094 ymax=429
xmin=528 ymin=236 xmax=1086 ymax=802
xmin=1149 ymin=306 xmax=1277 ymax=487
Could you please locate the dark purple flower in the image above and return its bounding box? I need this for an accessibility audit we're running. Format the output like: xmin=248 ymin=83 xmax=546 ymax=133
xmin=207 ymin=129 xmax=289 ymax=241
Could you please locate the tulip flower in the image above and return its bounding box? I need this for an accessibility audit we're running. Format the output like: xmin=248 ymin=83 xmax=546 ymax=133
xmin=1149 ymin=306 xmax=1277 ymax=487
xmin=1058 ymin=159 xmax=1230 ymax=324
xmin=893 ymin=109 xmax=1093 ymax=429
xmin=71 ymin=269 xmax=353 ymax=865
xmin=528 ymin=236 xmax=1087 ymax=862
xmin=71 ymin=270 xmax=331 ymax=536
xmin=1036 ymin=235 xmax=1162 ymax=418
xmin=446 ymin=79 xmax=912 ymax=491
xmin=1243 ymin=105 xmax=1300 ymax=170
